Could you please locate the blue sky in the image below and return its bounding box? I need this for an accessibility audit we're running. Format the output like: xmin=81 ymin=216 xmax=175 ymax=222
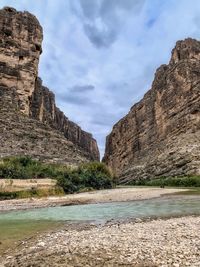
xmin=1 ymin=0 xmax=200 ymax=157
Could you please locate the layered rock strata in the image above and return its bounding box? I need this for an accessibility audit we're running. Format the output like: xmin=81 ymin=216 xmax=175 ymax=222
xmin=30 ymin=78 xmax=99 ymax=160
xmin=103 ymin=38 xmax=200 ymax=182
xmin=0 ymin=7 xmax=99 ymax=163
xmin=0 ymin=6 xmax=42 ymax=115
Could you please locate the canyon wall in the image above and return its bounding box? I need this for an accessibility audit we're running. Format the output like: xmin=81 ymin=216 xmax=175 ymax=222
xmin=103 ymin=38 xmax=200 ymax=182
xmin=0 ymin=7 xmax=99 ymax=163
xmin=30 ymin=78 xmax=99 ymax=160
xmin=0 ymin=6 xmax=42 ymax=115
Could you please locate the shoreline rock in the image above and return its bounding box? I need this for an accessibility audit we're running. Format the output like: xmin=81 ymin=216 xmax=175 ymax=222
xmin=1 ymin=215 xmax=200 ymax=266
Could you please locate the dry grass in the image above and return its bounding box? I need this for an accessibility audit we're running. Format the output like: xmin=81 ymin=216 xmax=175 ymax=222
xmin=0 ymin=178 xmax=56 ymax=192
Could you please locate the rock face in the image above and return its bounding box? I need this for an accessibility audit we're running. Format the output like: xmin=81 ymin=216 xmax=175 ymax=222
xmin=103 ymin=38 xmax=200 ymax=182
xmin=29 ymin=78 xmax=99 ymax=160
xmin=0 ymin=7 xmax=42 ymax=115
xmin=0 ymin=7 xmax=99 ymax=163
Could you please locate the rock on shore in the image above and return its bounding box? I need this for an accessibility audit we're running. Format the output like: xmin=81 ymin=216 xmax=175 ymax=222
xmin=2 ymin=216 xmax=200 ymax=267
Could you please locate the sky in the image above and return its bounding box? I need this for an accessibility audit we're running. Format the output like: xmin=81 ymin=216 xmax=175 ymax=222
xmin=1 ymin=0 xmax=200 ymax=157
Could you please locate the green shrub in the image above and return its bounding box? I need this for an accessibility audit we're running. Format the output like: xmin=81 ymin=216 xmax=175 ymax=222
xmin=0 ymin=156 xmax=41 ymax=179
xmin=0 ymin=156 xmax=68 ymax=179
xmin=57 ymin=162 xmax=114 ymax=193
xmin=0 ymin=157 xmax=115 ymax=195
xmin=128 ymin=176 xmax=200 ymax=187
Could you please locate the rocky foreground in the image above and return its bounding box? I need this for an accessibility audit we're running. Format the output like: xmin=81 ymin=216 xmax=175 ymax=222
xmin=1 ymin=216 xmax=200 ymax=267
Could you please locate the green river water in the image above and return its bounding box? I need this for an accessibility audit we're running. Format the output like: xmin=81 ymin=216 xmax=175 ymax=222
xmin=0 ymin=195 xmax=200 ymax=253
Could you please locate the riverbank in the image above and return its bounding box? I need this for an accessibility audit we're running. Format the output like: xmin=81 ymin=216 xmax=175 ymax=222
xmin=1 ymin=215 xmax=200 ymax=266
xmin=0 ymin=187 xmax=188 ymax=212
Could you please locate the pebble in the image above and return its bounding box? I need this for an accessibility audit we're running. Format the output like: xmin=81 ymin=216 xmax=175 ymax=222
xmin=1 ymin=216 xmax=200 ymax=267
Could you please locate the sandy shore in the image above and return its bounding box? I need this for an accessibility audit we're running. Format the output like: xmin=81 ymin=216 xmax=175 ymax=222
xmin=1 ymin=216 xmax=200 ymax=267
xmin=0 ymin=187 xmax=188 ymax=212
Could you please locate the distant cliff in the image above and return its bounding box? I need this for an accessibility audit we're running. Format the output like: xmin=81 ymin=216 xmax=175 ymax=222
xmin=103 ymin=38 xmax=200 ymax=182
xmin=0 ymin=7 xmax=99 ymax=163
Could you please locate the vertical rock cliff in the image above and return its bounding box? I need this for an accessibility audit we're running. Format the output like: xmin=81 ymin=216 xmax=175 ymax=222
xmin=30 ymin=78 xmax=99 ymax=160
xmin=103 ymin=38 xmax=200 ymax=182
xmin=0 ymin=7 xmax=99 ymax=163
xmin=0 ymin=6 xmax=42 ymax=115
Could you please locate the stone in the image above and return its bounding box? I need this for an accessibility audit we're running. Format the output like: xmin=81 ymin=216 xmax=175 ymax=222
xmin=37 ymin=242 xmax=45 ymax=247
xmin=103 ymin=38 xmax=200 ymax=182
xmin=2 ymin=216 xmax=200 ymax=266
xmin=0 ymin=7 xmax=99 ymax=164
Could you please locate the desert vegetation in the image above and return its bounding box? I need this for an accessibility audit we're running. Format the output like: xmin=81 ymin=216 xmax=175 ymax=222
xmin=0 ymin=156 xmax=115 ymax=199
xmin=128 ymin=175 xmax=200 ymax=187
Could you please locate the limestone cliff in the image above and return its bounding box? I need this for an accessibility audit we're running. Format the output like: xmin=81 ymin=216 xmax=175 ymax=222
xmin=30 ymin=78 xmax=99 ymax=160
xmin=103 ymin=38 xmax=200 ymax=182
xmin=0 ymin=7 xmax=99 ymax=163
xmin=0 ymin=6 xmax=42 ymax=115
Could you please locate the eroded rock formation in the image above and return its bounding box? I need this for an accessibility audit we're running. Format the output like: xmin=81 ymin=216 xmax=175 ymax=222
xmin=103 ymin=38 xmax=200 ymax=182
xmin=0 ymin=7 xmax=99 ymax=163
xmin=30 ymin=78 xmax=99 ymax=160
xmin=0 ymin=6 xmax=42 ymax=115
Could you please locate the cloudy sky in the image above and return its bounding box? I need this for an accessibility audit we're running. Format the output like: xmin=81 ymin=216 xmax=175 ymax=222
xmin=1 ymin=0 xmax=200 ymax=157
